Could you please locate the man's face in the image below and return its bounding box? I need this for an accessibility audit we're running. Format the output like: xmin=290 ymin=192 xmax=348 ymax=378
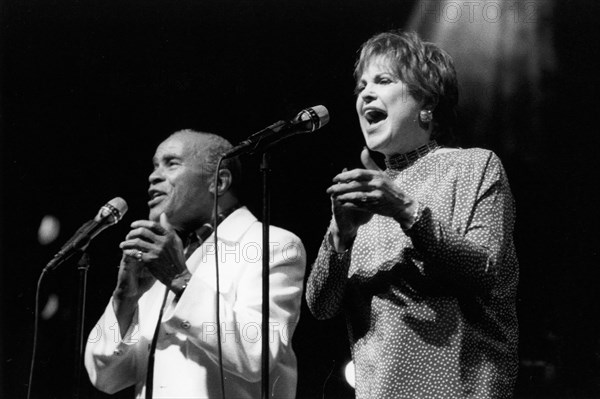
xmin=147 ymin=132 xmax=213 ymax=231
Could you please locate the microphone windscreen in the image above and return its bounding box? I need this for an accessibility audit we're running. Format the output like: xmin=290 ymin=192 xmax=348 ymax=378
xmin=98 ymin=197 xmax=129 ymax=224
xmin=311 ymin=105 xmax=330 ymax=127
xmin=108 ymin=197 xmax=128 ymax=215
xmin=297 ymin=105 xmax=330 ymax=131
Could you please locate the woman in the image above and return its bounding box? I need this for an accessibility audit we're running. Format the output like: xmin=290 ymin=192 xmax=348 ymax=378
xmin=306 ymin=31 xmax=518 ymax=398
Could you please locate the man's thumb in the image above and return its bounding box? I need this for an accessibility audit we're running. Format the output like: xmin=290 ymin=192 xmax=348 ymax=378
xmin=159 ymin=212 xmax=173 ymax=231
xmin=361 ymin=147 xmax=381 ymax=171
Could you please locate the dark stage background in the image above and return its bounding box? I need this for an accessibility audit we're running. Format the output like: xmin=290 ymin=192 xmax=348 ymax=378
xmin=1 ymin=0 xmax=599 ymax=398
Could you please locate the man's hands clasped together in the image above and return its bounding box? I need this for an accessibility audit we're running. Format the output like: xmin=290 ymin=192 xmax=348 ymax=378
xmin=115 ymin=213 xmax=191 ymax=300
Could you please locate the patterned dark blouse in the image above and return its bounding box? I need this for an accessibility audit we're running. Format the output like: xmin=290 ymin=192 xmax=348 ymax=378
xmin=306 ymin=146 xmax=518 ymax=399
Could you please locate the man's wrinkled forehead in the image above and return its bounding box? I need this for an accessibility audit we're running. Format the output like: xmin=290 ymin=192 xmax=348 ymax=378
xmin=153 ymin=132 xmax=208 ymax=163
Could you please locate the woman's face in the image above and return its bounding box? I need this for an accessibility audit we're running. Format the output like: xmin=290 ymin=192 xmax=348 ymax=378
xmin=355 ymin=56 xmax=428 ymax=156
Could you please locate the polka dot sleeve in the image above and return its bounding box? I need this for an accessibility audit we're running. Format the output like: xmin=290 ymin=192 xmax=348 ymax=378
xmin=305 ymin=230 xmax=352 ymax=320
xmin=405 ymin=152 xmax=515 ymax=294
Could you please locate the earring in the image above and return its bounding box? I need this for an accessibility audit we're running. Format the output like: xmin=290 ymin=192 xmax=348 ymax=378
xmin=419 ymin=109 xmax=433 ymax=124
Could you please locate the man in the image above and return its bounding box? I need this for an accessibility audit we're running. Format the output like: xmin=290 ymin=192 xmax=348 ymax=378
xmin=85 ymin=130 xmax=306 ymax=398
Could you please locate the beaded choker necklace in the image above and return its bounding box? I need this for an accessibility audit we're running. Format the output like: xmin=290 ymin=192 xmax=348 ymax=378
xmin=384 ymin=140 xmax=440 ymax=171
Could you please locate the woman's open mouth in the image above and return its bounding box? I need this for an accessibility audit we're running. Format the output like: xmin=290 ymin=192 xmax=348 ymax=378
xmin=363 ymin=108 xmax=387 ymax=131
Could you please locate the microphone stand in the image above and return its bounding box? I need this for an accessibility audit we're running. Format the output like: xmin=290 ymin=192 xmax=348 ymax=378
xmin=72 ymin=252 xmax=90 ymax=399
xmin=260 ymin=152 xmax=271 ymax=399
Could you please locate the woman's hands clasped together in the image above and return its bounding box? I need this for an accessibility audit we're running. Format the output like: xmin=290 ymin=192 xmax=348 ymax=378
xmin=327 ymin=148 xmax=419 ymax=251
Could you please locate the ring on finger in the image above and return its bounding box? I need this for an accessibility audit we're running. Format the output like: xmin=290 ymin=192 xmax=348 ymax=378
xmin=135 ymin=250 xmax=143 ymax=261
xmin=361 ymin=194 xmax=368 ymax=203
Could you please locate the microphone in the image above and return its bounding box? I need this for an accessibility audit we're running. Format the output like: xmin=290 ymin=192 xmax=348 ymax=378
xmin=44 ymin=197 xmax=128 ymax=271
xmin=223 ymin=105 xmax=329 ymax=158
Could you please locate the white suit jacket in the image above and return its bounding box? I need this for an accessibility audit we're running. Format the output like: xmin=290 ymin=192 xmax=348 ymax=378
xmin=85 ymin=207 xmax=306 ymax=398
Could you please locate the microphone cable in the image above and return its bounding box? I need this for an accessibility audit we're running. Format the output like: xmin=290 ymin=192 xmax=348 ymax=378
xmin=146 ymin=219 xmax=217 ymax=398
xmin=145 ymin=163 xmax=228 ymax=399
xmin=26 ymin=268 xmax=48 ymax=399
xmin=212 ymin=155 xmax=227 ymax=399
xmin=321 ymin=359 xmax=337 ymax=399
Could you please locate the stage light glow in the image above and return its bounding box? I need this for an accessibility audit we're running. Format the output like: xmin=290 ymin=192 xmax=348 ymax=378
xmin=38 ymin=215 xmax=60 ymax=245
xmin=41 ymin=293 xmax=59 ymax=320
xmin=344 ymin=360 xmax=355 ymax=388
